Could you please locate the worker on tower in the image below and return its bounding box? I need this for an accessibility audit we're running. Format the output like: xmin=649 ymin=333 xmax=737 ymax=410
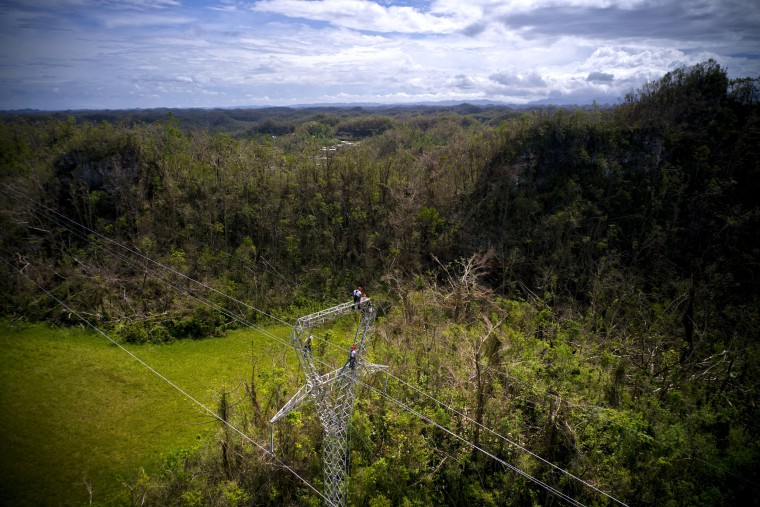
xmin=349 ymin=345 xmax=356 ymax=370
xmin=353 ymin=286 xmax=362 ymax=310
xmin=305 ymin=334 xmax=313 ymax=356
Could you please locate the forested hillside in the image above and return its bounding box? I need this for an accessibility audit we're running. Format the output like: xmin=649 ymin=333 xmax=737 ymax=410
xmin=1 ymin=60 xmax=759 ymax=506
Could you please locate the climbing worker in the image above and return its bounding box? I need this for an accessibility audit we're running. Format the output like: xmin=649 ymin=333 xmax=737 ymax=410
xmin=305 ymin=334 xmax=313 ymax=356
xmin=349 ymin=345 xmax=356 ymax=370
xmin=353 ymin=286 xmax=362 ymax=309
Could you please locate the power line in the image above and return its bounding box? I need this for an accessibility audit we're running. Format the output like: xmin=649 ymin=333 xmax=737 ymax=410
xmin=270 ymin=284 xmax=625 ymax=502
xmin=1 ymin=182 xmax=294 ymax=327
xmin=358 ymin=377 xmax=587 ymax=507
xmin=21 ymin=196 xmax=367 ymax=434
xmin=289 ymin=334 xmax=589 ymax=506
xmin=292 ymin=345 xmax=590 ymax=506
xmin=488 ymin=353 xmax=760 ymax=490
xmin=211 ymin=254 xmax=589 ymax=500
xmin=3 ymin=183 xmax=372 ymax=369
xmin=8 ymin=209 xmax=588 ymax=506
xmin=20 ymin=204 xmax=279 ymax=339
xmin=1 ymin=253 xmax=336 ymax=507
xmin=2 ymin=184 xmax=617 ymax=504
xmin=385 ymin=371 xmax=629 ymax=507
xmin=2 ymin=184 xmax=305 ymax=351
xmin=12 ymin=185 xmax=753 ymax=501
xmin=9 ymin=188 xmax=597 ymax=503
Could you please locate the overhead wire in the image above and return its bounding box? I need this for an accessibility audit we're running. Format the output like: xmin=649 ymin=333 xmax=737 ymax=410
xmin=280 ymin=328 xmax=592 ymax=506
xmin=15 ymin=200 xmax=287 ymax=347
xmin=492 ymin=366 xmax=760 ymax=489
xmin=223 ymin=254 xmax=568 ymax=507
xmin=2 ymin=183 xmax=614 ymax=505
xmin=384 ymin=371 xmax=629 ymax=507
xmin=6 ymin=181 xmax=386 ymax=470
xmin=249 ymin=286 xmax=630 ymax=502
xmin=217 ymin=238 xmax=626 ymax=504
xmin=272 ymin=334 xmax=588 ymax=505
xmin=2 ymin=183 xmax=305 ymax=352
xmin=356 ymin=377 xmax=587 ymax=507
xmin=1 ymin=182 xmax=294 ymax=327
xmin=11 ymin=178 xmax=752 ymax=500
xmin=21 ymin=194 xmax=591 ymax=504
xmin=0 ymin=253 xmax=336 ymax=507
xmin=11 ymin=188 xmax=372 ymax=424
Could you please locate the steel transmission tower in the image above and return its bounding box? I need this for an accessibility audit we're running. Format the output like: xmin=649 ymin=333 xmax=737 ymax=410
xmin=271 ymin=298 xmax=387 ymax=507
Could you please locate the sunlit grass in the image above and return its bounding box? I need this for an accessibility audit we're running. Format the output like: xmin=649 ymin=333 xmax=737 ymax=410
xmin=0 ymin=320 xmax=292 ymax=506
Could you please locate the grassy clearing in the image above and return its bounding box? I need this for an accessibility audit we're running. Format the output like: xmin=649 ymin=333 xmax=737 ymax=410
xmin=0 ymin=320 xmax=292 ymax=506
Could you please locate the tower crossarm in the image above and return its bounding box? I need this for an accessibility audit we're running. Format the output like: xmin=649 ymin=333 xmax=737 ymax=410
xmin=290 ymin=299 xmax=373 ymax=388
xmin=269 ymin=383 xmax=313 ymax=423
xmin=294 ymin=299 xmax=369 ymax=330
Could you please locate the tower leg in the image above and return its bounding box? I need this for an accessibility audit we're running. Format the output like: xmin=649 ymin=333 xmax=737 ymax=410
xmin=321 ymin=409 xmax=351 ymax=507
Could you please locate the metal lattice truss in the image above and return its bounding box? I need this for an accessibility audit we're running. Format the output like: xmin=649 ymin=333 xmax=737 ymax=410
xmin=271 ymin=298 xmax=387 ymax=507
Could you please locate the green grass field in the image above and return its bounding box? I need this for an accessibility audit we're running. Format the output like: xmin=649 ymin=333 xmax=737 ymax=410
xmin=0 ymin=320 xmax=293 ymax=506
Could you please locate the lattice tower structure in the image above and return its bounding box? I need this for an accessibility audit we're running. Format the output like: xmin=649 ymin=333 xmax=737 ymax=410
xmin=271 ymin=299 xmax=387 ymax=507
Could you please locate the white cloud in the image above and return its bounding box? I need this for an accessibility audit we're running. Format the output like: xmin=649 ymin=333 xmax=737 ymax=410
xmin=429 ymin=0 xmax=652 ymax=20
xmin=0 ymin=0 xmax=758 ymax=109
xmin=251 ymin=0 xmax=469 ymax=33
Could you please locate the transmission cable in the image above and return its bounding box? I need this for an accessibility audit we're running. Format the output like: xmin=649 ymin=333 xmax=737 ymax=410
xmin=492 ymin=365 xmax=759 ymax=489
xmin=18 ymin=202 xmax=286 ymax=345
xmin=1 ymin=253 xmax=336 ymax=507
xmin=220 ymin=242 xmax=627 ymax=505
xmin=356 ymin=377 xmax=587 ymax=507
xmin=11 ymin=204 xmax=583 ymax=506
xmin=3 ymin=184 xmax=617 ymax=504
xmin=1 ymin=182 xmax=294 ymax=327
xmin=385 ymin=371 xmax=629 ymax=506
xmin=276 ymin=340 xmax=587 ymax=506
xmin=182 ymin=230 xmax=625 ymax=506
xmin=2 ymin=184 xmax=310 ymax=354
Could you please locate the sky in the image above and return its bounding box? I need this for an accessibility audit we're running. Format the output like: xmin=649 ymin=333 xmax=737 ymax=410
xmin=0 ymin=0 xmax=758 ymax=111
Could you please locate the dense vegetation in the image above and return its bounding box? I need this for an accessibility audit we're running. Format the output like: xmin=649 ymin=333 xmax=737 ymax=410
xmin=1 ymin=60 xmax=759 ymax=505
